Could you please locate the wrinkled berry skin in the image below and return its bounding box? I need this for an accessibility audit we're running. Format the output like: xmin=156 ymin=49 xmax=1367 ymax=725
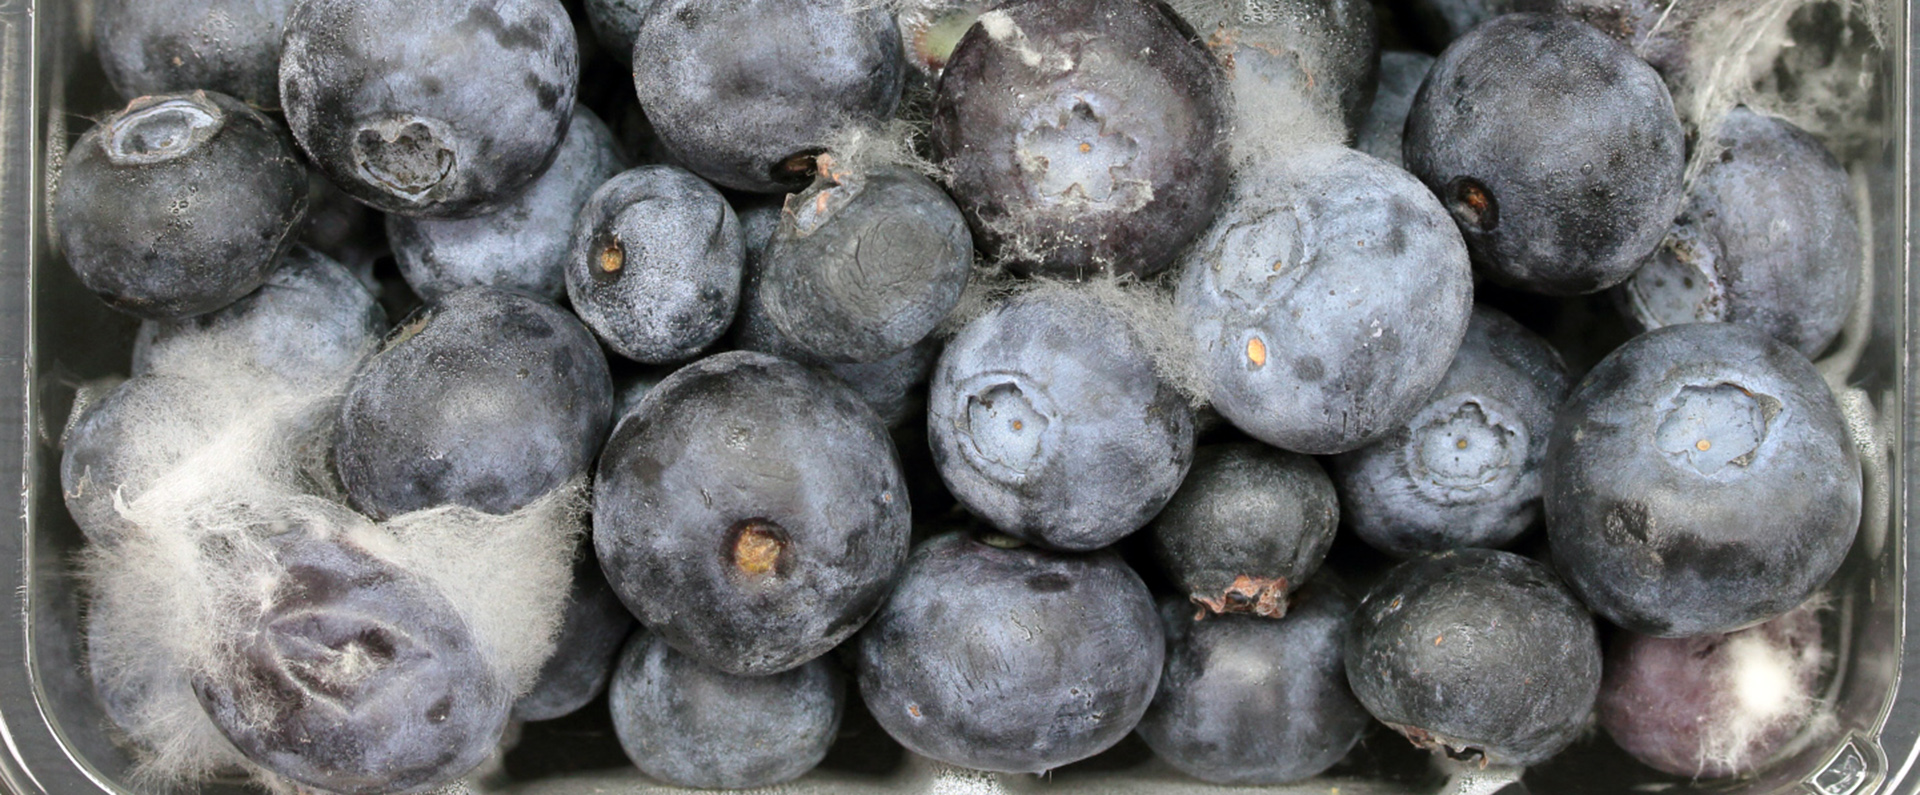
xmin=1545 ymin=322 xmax=1860 ymax=637
xmin=1599 ymin=601 xmax=1826 ymax=779
xmin=1331 ymin=307 xmax=1571 ymax=558
xmin=94 ymin=0 xmax=295 ymax=107
xmin=609 ymin=631 xmax=844 ymax=789
xmin=1356 ymin=51 xmax=1434 ymax=169
xmin=856 ymin=532 xmax=1163 ymax=774
xmin=1136 ymin=582 xmax=1369 ymax=784
xmin=390 ymin=107 xmax=624 ymax=302
xmin=933 ymin=0 xmax=1230 ymax=279
xmin=761 ymin=164 xmax=972 ymax=363
xmin=1176 ymin=146 xmax=1473 ymax=454
xmin=195 ymin=529 xmax=509 ymax=795
xmin=594 ymin=352 xmax=911 ymax=676
xmin=1148 ymin=443 xmax=1338 ymax=618
xmin=929 ymin=290 xmax=1195 ymax=551
xmin=280 ymin=0 xmax=579 ymax=218
xmin=56 ymin=91 xmax=308 ymax=321
xmin=1617 ymin=107 xmax=1862 ymax=358
xmin=513 ymin=550 xmax=637 ymax=722
xmin=1405 ymin=13 xmax=1685 ymax=295
xmin=631 ymin=0 xmax=904 ymax=194
xmin=1346 ymin=549 xmax=1602 ymax=767
xmin=133 ymin=245 xmax=386 ymax=388
xmin=335 ymin=287 xmax=613 ymax=519
xmin=566 ymin=165 xmax=744 ymax=364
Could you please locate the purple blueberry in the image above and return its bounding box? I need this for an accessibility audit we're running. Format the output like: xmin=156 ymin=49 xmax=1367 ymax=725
xmin=1545 ymin=322 xmax=1860 ymax=637
xmin=1330 ymin=306 xmax=1572 ymax=558
xmin=1175 ymin=146 xmax=1473 ymax=455
xmin=1404 ymin=13 xmax=1685 ymax=295
xmin=1346 ymin=549 xmax=1602 ymax=767
xmin=280 ymin=0 xmax=579 ymax=217
xmin=856 ymin=532 xmax=1164 ymax=774
xmin=55 ymin=91 xmax=309 ymax=321
xmin=593 ymin=351 xmax=911 ymax=676
xmin=932 ymin=0 xmax=1230 ymax=279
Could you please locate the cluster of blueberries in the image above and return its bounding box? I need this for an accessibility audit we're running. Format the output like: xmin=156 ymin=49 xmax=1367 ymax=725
xmin=56 ymin=0 xmax=1874 ymax=792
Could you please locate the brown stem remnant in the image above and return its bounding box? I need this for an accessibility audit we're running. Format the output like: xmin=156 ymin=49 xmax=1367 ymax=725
xmin=1190 ymin=574 xmax=1289 ymax=619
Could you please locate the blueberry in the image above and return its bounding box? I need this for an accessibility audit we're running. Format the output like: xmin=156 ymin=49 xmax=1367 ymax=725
xmin=823 ymin=337 xmax=942 ymax=429
xmin=608 ymin=630 xmax=844 ymax=789
xmin=1346 ymin=549 xmax=1602 ymax=767
xmin=1175 ymin=146 xmax=1474 ymax=455
xmin=928 ymin=289 xmax=1195 ymax=551
xmin=86 ymin=590 xmax=183 ymax=738
xmin=594 ymin=351 xmax=910 ymax=676
xmin=62 ymin=376 xmax=224 ymax=545
xmin=1330 ymin=306 xmax=1572 ymax=558
xmin=856 ymin=532 xmax=1163 ymax=773
xmin=1598 ymin=600 xmax=1826 ymax=778
xmin=759 ymin=162 xmax=972 ymax=363
xmin=1135 ymin=581 xmax=1370 ymax=784
xmin=390 ymin=107 xmax=625 ymax=302
xmin=1404 ymin=13 xmax=1685 ymax=295
xmin=1356 ymin=51 xmax=1435 ymax=169
xmin=932 ymin=0 xmax=1230 ymax=279
xmin=583 ymin=0 xmax=654 ymax=65
xmin=55 ymin=91 xmax=309 ymax=321
xmin=301 ymin=174 xmax=390 ymax=284
xmin=335 ymin=287 xmax=614 ymax=519
xmin=512 ymin=548 xmax=637 ymax=723
xmin=630 ymin=0 xmax=905 ymax=193
xmin=94 ymin=0 xmax=294 ymax=107
xmin=1173 ymin=0 xmax=1381 ymax=134
xmin=1544 ymin=322 xmax=1860 ymax=637
xmin=565 ymin=165 xmax=744 ymax=364
xmin=1545 ymin=0 xmax=1693 ymax=78
xmin=1147 ymin=443 xmax=1338 ymax=618
xmin=195 ymin=527 xmax=509 ymax=795
xmin=132 ymin=245 xmax=387 ymax=388
xmin=280 ymin=0 xmax=579 ymax=217
xmin=1616 ymin=107 xmax=1861 ymax=358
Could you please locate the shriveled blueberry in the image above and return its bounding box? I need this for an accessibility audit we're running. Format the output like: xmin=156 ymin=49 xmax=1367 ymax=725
xmin=1346 ymin=549 xmax=1602 ymax=767
xmin=584 ymin=0 xmax=655 ymax=65
xmin=1331 ymin=306 xmax=1571 ymax=558
xmin=631 ymin=0 xmax=904 ymax=193
xmin=1136 ymin=581 xmax=1369 ymax=784
xmin=195 ymin=527 xmax=509 ymax=795
xmin=55 ymin=91 xmax=309 ymax=321
xmin=132 ymin=245 xmax=386 ymax=388
xmin=1356 ymin=51 xmax=1435 ymax=169
xmin=1173 ymin=0 xmax=1380 ymax=134
xmin=1599 ymin=600 xmax=1827 ymax=778
xmin=1616 ymin=107 xmax=1861 ymax=358
xmin=608 ymin=630 xmax=843 ymax=789
xmin=929 ymin=289 xmax=1195 ymax=551
xmin=594 ymin=351 xmax=910 ymax=676
xmin=933 ymin=0 xmax=1230 ymax=279
xmin=566 ymin=165 xmax=744 ymax=364
xmin=856 ymin=532 xmax=1163 ymax=773
xmin=1545 ymin=322 xmax=1860 ymax=637
xmin=760 ymin=162 xmax=972 ymax=363
xmin=94 ymin=0 xmax=294 ymax=107
xmin=1405 ymin=13 xmax=1685 ymax=295
xmin=513 ymin=548 xmax=637 ymax=722
xmin=1175 ymin=146 xmax=1473 ymax=454
xmin=1148 ymin=443 xmax=1338 ymax=618
xmin=390 ymin=107 xmax=624 ymax=302
xmin=280 ymin=0 xmax=579 ymax=217
xmin=335 ymin=287 xmax=613 ymax=519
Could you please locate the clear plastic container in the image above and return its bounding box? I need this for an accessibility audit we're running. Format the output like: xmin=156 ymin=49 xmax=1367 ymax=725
xmin=0 ymin=1 xmax=1912 ymax=793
